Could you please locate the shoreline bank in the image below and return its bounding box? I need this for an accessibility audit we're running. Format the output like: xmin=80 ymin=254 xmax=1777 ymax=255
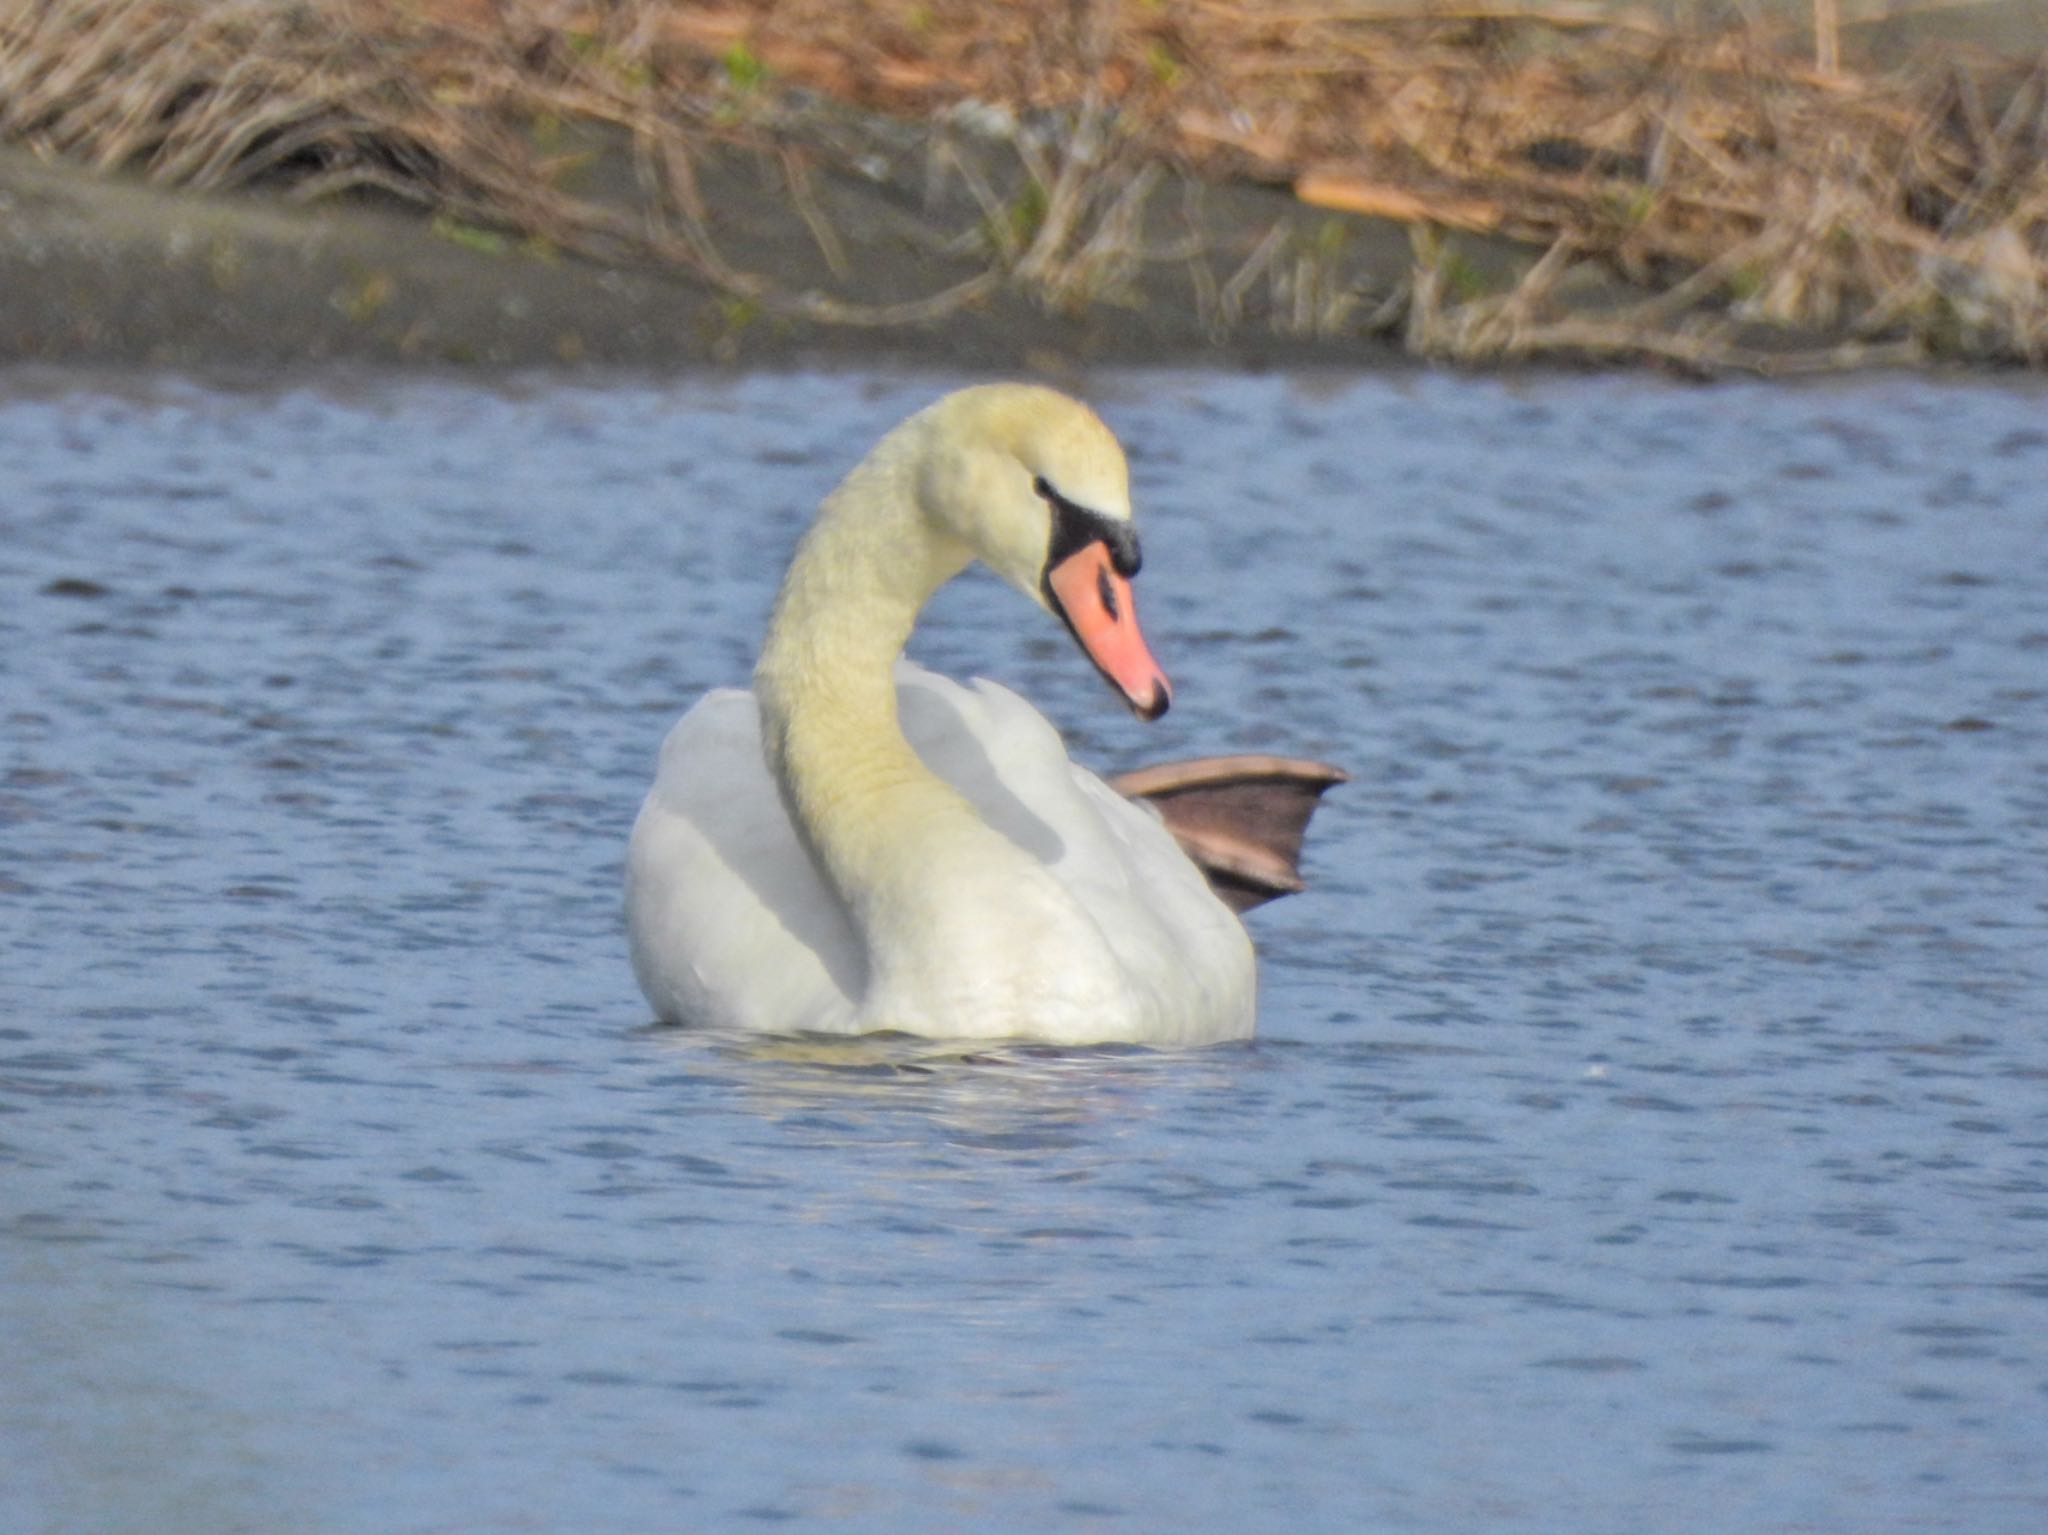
xmin=4 ymin=1 xmax=2045 ymax=376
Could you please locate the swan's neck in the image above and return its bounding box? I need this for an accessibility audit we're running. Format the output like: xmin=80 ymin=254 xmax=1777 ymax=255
xmin=748 ymin=407 xmax=1140 ymax=1035
xmin=753 ymin=442 xmax=997 ymax=943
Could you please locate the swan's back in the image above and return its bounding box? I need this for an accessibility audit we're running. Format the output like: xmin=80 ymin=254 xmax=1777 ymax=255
xmin=897 ymin=670 xmax=1253 ymax=1040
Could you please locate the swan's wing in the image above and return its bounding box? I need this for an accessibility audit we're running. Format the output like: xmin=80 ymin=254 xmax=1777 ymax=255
xmin=624 ymin=688 xmax=861 ymax=1031
xmin=1061 ymin=766 xmax=1257 ymax=1040
xmin=897 ymin=664 xmax=1255 ymax=1041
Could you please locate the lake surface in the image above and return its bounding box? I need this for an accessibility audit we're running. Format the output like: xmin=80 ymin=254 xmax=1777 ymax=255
xmin=3 ymin=367 xmax=2045 ymax=1534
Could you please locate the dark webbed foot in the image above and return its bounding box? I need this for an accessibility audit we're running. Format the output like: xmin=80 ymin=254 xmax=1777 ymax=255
xmin=1111 ymin=755 xmax=1348 ymax=912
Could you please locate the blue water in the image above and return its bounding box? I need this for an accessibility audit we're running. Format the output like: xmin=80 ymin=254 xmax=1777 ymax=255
xmin=3 ymin=368 xmax=2045 ymax=1533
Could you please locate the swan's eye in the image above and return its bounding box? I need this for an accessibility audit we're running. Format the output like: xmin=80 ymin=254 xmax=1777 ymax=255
xmin=1037 ymin=474 xmax=1142 ymax=580
xmin=1107 ymin=534 xmax=1142 ymax=579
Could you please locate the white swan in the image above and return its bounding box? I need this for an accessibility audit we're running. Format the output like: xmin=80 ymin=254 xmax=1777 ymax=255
xmin=626 ymin=384 xmax=1291 ymax=1046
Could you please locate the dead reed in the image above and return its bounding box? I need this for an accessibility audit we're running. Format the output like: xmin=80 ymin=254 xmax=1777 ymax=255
xmin=2 ymin=0 xmax=2043 ymax=366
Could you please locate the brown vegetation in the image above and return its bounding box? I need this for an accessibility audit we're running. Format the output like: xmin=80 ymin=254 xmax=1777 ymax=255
xmin=2 ymin=0 xmax=2045 ymax=367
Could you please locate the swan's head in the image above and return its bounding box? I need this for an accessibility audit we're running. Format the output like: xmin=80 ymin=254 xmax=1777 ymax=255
xmin=914 ymin=384 xmax=1171 ymax=721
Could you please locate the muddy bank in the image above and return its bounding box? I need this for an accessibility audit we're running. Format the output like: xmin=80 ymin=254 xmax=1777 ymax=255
xmin=0 ymin=132 xmax=1871 ymax=377
xmin=3 ymin=1 xmax=2045 ymax=375
xmin=0 ymin=141 xmax=1428 ymax=372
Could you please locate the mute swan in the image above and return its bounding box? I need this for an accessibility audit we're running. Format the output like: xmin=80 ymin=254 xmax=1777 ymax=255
xmin=625 ymin=384 xmax=1337 ymax=1046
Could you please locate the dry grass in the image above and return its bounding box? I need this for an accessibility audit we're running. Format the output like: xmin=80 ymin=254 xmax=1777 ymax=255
xmin=1256 ymin=6 xmax=2048 ymax=364
xmin=0 ymin=0 xmax=1006 ymax=325
xmin=3 ymin=0 xmax=2045 ymax=365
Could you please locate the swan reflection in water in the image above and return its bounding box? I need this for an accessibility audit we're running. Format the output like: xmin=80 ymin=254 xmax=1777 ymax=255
xmin=638 ymin=1021 xmax=1265 ymax=1153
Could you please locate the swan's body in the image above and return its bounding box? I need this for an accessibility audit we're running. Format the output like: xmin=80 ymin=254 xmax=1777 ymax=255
xmin=628 ymin=663 xmax=1253 ymax=1043
xmin=626 ymin=385 xmax=1264 ymax=1045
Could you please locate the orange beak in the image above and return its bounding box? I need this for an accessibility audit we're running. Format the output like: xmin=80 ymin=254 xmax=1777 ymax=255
xmin=1045 ymin=541 xmax=1172 ymax=721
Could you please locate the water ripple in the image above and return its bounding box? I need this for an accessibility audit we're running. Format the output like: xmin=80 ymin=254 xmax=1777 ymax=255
xmin=2 ymin=369 xmax=2045 ymax=1534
